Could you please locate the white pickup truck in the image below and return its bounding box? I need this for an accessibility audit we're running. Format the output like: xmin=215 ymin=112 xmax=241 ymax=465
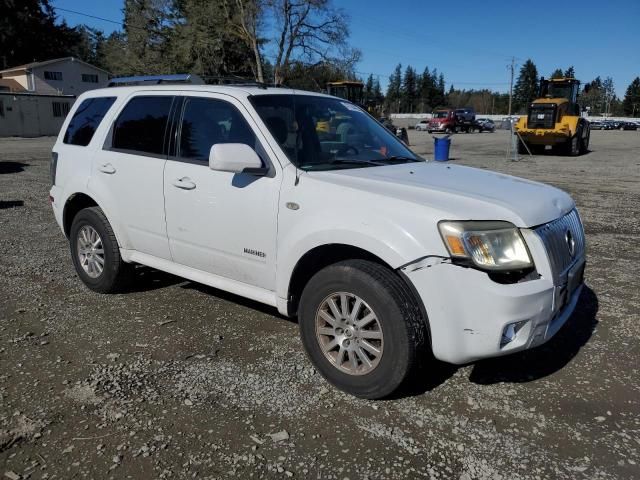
xmin=50 ymin=77 xmax=586 ymax=399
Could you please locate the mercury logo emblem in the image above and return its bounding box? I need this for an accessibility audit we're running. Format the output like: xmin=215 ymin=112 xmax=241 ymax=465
xmin=565 ymin=229 xmax=576 ymax=257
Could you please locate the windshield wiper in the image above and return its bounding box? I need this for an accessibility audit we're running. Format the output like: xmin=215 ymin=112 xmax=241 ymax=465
xmin=327 ymin=159 xmax=384 ymax=167
xmin=378 ymin=155 xmax=423 ymax=164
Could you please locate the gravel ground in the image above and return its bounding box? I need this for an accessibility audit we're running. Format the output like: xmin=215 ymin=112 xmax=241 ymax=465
xmin=1 ymin=130 xmax=639 ymax=479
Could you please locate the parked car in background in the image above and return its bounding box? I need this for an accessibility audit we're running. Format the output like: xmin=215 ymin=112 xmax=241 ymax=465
xmin=603 ymin=120 xmax=622 ymax=130
xmin=415 ymin=119 xmax=429 ymax=131
xmin=589 ymin=121 xmax=604 ymax=130
xmin=476 ymin=118 xmax=496 ymax=132
xmin=501 ymin=116 xmax=520 ymax=129
xmin=621 ymin=121 xmax=638 ymax=130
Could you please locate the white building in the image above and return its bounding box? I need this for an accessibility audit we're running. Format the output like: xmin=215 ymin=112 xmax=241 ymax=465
xmin=0 ymin=57 xmax=109 ymax=95
xmin=0 ymin=57 xmax=110 ymax=137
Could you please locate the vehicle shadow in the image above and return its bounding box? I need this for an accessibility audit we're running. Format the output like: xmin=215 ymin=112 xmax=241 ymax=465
xmin=126 ymin=266 xmax=185 ymax=293
xmin=469 ymin=285 xmax=598 ymax=384
xmin=0 ymin=161 xmax=29 ymax=174
xmin=0 ymin=200 xmax=24 ymax=209
xmin=180 ymin=281 xmax=291 ymax=320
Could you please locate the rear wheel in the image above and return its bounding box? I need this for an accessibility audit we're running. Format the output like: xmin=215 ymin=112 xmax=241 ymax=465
xmin=69 ymin=207 xmax=134 ymax=293
xmin=298 ymin=260 xmax=426 ymax=399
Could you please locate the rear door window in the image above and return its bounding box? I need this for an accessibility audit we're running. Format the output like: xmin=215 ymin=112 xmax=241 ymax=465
xmin=178 ymin=97 xmax=257 ymax=163
xmin=63 ymin=97 xmax=116 ymax=146
xmin=112 ymin=96 xmax=173 ymax=156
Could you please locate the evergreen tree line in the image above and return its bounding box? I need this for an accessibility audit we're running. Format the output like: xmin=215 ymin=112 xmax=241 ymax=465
xmin=514 ymin=59 xmax=639 ymax=117
xmin=2 ymin=1 xmax=638 ymax=116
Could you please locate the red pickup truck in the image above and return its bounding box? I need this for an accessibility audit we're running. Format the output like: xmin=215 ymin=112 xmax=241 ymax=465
xmin=427 ymin=108 xmax=476 ymax=133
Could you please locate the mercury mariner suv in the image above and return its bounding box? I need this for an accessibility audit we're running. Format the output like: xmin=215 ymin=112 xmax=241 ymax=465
xmin=50 ymin=75 xmax=586 ymax=399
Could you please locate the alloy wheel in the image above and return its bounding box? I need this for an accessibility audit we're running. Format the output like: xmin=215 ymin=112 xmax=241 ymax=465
xmin=76 ymin=225 xmax=105 ymax=278
xmin=314 ymin=292 xmax=384 ymax=376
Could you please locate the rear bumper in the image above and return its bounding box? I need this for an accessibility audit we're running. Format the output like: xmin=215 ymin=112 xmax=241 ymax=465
xmin=403 ymin=259 xmax=584 ymax=365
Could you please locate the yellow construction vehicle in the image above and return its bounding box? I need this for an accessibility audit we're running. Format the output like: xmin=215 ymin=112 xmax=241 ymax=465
xmin=515 ymin=77 xmax=590 ymax=156
xmin=327 ymin=80 xmax=364 ymax=105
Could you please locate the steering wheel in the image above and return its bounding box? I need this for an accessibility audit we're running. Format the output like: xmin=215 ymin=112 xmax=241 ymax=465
xmin=336 ymin=145 xmax=359 ymax=156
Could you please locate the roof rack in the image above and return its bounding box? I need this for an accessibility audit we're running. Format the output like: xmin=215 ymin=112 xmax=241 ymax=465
xmin=108 ymin=73 xmax=205 ymax=87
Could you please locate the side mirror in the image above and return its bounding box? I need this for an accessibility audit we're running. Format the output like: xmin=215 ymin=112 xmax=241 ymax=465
xmin=209 ymin=143 xmax=268 ymax=176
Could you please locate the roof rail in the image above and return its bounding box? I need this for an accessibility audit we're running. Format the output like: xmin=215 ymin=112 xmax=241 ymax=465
xmin=203 ymin=76 xmax=282 ymax=89
xmin=108 ymin=73 xmax=204 ymax=87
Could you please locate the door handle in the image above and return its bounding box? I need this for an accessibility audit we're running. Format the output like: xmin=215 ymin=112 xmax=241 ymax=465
xmin=98 ymin=163 xmax=116 ymax=174
xmin=172 ymin=177 xmax=196 ymax=190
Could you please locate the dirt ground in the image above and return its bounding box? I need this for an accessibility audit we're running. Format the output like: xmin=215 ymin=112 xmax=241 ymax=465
xmin=1 ymin=130 xmax=639 ymax=479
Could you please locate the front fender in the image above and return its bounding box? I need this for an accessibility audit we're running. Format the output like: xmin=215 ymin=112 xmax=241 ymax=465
xmin=276 ymin=229 xmax=411 ymax=300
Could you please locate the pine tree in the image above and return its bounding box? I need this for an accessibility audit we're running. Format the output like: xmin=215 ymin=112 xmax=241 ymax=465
xmin=373 ymin=78 xmax=383 ymax=104
xmin=386 ymin=64 xmax=402 ymax=113
xmin=513 ymin=59 xmax=539 ymax=112
xmin=364 ymin=74 xmax=374 ymax=103
xmin=622 ymin=77 xmax=640 ymax=117
xmin=564 ymin=66 xmax=575 ymax=78
xmin=401 ymin=65 xmax=418 ymax=113
xmin=550 ymin=68 xmax=564 ymax=79
xmin=417 ymin=66 xmax=433 ymax=111
xmin=436 ymin=73 xmax=446 ymax=107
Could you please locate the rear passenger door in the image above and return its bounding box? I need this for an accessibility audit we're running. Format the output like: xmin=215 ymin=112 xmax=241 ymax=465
xmin=163 ymin=93 xmax=280 ymax=291
xmin=88 ymin=94 xmax=174 ymax=260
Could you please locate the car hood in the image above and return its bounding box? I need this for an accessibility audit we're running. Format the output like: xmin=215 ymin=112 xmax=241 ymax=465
xmin=308 ymin=162 xmax=574 ymax=227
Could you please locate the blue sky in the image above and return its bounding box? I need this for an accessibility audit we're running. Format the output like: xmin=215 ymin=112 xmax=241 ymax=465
xmin=51 ymin=0 xmax=639 ymax=96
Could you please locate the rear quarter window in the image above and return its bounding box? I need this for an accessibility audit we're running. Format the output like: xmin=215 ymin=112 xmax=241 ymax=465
xmin=63 ymin=97 xmax=116 ymax=146
xmin=111 ymin=96 xmax=173 ymax=156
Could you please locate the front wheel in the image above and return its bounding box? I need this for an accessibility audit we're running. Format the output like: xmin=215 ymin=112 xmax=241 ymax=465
xmin=69 ymin=207 xmax=134 ymax=293
xmin=298 ymin=260 xmax=427 ymax=399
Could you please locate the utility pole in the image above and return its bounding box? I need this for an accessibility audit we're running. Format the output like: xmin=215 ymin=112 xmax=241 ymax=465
xmin=507 ymin=57 xmax=518 ymax=161
xmin=507 ymin=57 xmax=515 ymax=117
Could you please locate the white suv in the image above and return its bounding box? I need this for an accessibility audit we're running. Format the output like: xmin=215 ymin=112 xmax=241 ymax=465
xmin=50 ymin=77 xmax=586 ymax=399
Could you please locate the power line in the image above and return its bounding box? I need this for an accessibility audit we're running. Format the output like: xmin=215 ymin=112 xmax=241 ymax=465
xmin=53 ymin=6 xmax=125 ymax=29
xmin=51 ymin=5 xmax=512 ymax=91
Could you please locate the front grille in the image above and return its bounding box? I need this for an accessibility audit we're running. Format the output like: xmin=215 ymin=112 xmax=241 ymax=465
xmin=534 ymin=209 xmax=585 ymax=283
xmin=527 ymin=105 xmax=556 ymax=129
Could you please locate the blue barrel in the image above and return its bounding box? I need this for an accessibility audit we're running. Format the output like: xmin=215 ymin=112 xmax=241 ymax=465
xmin=434 ymin=137 xmax=451 ymax=161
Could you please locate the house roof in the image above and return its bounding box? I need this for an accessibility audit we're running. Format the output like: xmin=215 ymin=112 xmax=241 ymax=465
xmin=0 ymin=78 xmax=26 ymax=92
xmin=0 ymin=57 xmax=110 ymax=75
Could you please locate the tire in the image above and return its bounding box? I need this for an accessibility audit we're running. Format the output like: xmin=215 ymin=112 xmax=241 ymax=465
xmin=69 ymin=206 xmax=134 ymax=293
xmin=298 ymin=259 xmax=427 ymax=399
xmin=566 ymin=128 xmax=581 ymax=156
xmin=580 ymin=126 xmax=590 ymax=154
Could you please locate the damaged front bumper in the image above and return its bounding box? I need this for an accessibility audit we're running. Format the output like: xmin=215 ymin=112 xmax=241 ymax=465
xmin=400 ymin=253 xmax=584 ymax=365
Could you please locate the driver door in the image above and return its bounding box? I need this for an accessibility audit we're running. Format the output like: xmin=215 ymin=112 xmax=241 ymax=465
xmin=163 ymin=94 xmax=280 ymax=291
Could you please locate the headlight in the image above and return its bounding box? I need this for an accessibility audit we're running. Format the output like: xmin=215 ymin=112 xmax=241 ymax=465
xmin=438 ymin=220 xmax=533 ymax=271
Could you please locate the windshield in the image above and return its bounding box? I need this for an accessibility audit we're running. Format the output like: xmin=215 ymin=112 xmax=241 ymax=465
xmin=546 ymin=84 xmax=573 ymax=100
xmin=433 ymin=111 xmax=449 ymax=119
xmin=250 ymin=94 xmax=420 ymax=171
